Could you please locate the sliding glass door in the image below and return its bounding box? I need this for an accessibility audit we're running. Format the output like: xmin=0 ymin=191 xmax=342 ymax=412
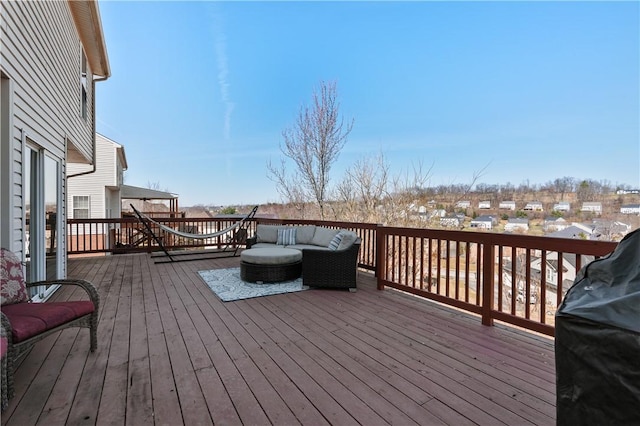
xmin=24 ymin=142 xmax=62 ymax=301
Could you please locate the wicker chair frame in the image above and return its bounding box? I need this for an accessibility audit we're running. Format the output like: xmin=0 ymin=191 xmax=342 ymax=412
xmin=240 ymin=260 xmax=302 ymax=283
xmin=1 ymin=322 xmax=8 ymax=411
xmin=302 ymin=239 xmax=361 ymax=290
xmin=0 ymin=279 xmax=99 ymax=407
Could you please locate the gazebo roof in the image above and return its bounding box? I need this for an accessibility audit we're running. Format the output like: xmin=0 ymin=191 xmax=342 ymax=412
xmin=121 ymin=185 xmax=178 ymax=201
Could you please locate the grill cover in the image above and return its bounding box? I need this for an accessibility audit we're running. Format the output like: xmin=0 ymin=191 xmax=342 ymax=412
xmin=555 ymin=228 xmax=640 ymax=425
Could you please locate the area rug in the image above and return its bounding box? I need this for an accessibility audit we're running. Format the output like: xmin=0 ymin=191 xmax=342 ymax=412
xmin=198 ymin=267 xmax=308 ymax=302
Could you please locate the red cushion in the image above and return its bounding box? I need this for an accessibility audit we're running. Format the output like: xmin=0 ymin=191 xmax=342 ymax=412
xmin=1 ymin=301 xmax=95 ymax=343
xmin=0 ymin=336 xmax=7 ymax=358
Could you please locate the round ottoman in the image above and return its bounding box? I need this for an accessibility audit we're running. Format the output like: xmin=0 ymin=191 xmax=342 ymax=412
xmin=240 ymin=248 xmax=303 ymax=283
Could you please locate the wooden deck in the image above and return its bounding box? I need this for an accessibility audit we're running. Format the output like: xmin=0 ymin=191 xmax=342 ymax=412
xmin=2 ymin=253 xmax=556 ymax=425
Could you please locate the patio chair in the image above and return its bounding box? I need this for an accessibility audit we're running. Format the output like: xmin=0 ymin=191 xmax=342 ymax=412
xmin=0 ymin=248 xmax=100 ymax=407
xmin=302 ymin=238 xmax=361 ymax=290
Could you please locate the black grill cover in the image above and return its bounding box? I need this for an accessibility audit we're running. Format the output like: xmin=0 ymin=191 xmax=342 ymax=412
xmin=555 ymin=228 xmax=640 ymax=425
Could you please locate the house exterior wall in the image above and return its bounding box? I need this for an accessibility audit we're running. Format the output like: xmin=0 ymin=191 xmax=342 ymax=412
xmin=553 ymin=202 xmax=571 ymax=211
xmin=581 ymin=202 xmax=602 ymax=213
xmin=0 ymin=1 xmax=108 ymax=275
xmin=620 ymin=204 xmax=640 ymax=214
xmin=505 ymin=220 xmax=529 ymax=232
xmin=523 ymin=202 xmax=543 ymax=211
xmin=499 ymin=201 xmax=516 ymax=210
xmin=470 ymin=219 xmax=492 ymax=229
xmin=67 ymin=134 xmax=125 ymax=219
xmin=544 ymin=218 xmax=569 ymax=232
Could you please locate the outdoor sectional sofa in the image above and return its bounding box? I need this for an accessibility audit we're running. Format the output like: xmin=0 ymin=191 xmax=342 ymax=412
xmin=246 ymin=224 xmax=361 ymax=289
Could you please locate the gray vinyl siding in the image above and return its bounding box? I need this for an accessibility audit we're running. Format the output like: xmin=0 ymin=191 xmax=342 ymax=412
xmin=1 ymin=0 xmax=97 ymax=265
xmin=67 ymin=134 xmax=122 ymax=219
xmin=2 ymin=1 xmax=94 ymax=161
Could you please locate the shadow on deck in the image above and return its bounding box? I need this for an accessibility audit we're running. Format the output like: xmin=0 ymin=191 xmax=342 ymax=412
xmin=2 ymin=253 xmax=556 ymax=425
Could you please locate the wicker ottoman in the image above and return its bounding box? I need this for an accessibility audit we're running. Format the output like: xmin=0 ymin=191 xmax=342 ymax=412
xmin=240 ymin=248 xmax=302 ymax=283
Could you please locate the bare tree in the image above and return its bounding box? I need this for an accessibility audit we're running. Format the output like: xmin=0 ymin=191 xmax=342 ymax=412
xmin=266 ymin=158 xmax=308 ymax=217
xmin=334 ymin=152 xmax=390 ymax=222
xmin=267 ymin=81 xmax=353 ymax=219
xmin=334 ymin=153 xmax=434 ymax=226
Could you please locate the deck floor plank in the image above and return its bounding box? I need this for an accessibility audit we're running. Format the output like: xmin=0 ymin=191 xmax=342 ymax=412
xmin=141 ymin=254 xmax=185 ymax=425
xmin=97 ymin=254 xmax=133 ymax=426
xmin=2 ymin=253 xmax=557 ymax=425
xmin=65 ymin=255 xmax=125 ymax=425
xmin=320 ymin=286 xmax=556 ymax=422
xmin=126 ymin=253 xmax=154 ymax=425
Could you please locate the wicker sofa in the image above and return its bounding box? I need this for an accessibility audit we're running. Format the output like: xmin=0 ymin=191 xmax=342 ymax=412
xmin=246 ymin=224 xmax=361 ymax=289
xmin=0 ymin=248 xmax=99 ymax=409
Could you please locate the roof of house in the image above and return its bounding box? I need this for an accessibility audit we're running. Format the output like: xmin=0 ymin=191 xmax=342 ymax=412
xmin=68 ymin=0 xmax=110 ymax=78
xmin=472 ymin=215 xmax=494 ymax=222
xmin=547 ymin=225 xmax=594 ymax=240
xmin=544 ymin=217 xmax=567 ymax=223
xmin=121 ymin=185 xmax=178 ymax=200
xmin=507 ymin=218 xmax=529 ymax=224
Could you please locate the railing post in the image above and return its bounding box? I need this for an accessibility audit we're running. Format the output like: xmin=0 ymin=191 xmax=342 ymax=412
xmin=481 ymin=239 xmax=495 ymax=326
xmin=376 ymin=227 xmax=385 ymax=290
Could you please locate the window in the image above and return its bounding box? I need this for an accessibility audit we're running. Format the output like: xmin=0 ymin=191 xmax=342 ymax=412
xmin=81 ymin=50 xmax=87 ymax=120
xmin=73 ymin=196 xmax=89 ymax=219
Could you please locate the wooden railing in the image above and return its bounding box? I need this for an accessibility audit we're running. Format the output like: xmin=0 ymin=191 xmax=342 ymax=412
xmin=66 ymin=217 xmax=257 ymax=254
xmin=66 ymin=217 xmax=619 ymax=336
xmin=376 ymin=227 xmax=616 ymax=336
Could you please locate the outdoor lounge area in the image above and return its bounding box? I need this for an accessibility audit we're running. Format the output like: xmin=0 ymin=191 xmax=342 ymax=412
xmin=1 ymin=252 xmax=556 ymax=425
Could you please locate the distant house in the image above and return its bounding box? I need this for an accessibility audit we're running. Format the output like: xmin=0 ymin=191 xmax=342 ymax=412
xmin=440 ymin=214 xmax=464 ymax=228
xmin=543 ymin=217 xmax=569 ymax=232
xmin=504 ymin=218 xmax=529 ymax=232
xmin=429 ymin=209 xmax=447 ymax=219
xmin=470 ymin=215 xmax=496 ymax=229
xmin=616 ymin=189 xmax=640 ymax=195
xmin=552 ymin=202 xmax=571 ymax=212
xmin=547 ymin=224 xmax=595 ymax=240
xmin=592 ymin=220 xmax=632 ymax=241
xmin=478 ymin=201 xmax=491 ymax=209
xmin=581 ymin=202 xmax=602 ymax=214
xmin=620 ymin=204 xmax=640 ymax=215
xmin=455 ymin=201 xmax=471 ymax=209
xmin=533 ymin=252 xmax=594 ymax=308
xmin=523 ymin=201 xmax=544 ymax=211
xmin=499 ymin=201 xmax=516 ymax=210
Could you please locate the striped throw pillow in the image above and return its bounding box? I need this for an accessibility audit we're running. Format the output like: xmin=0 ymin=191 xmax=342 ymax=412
xmin=327 ymin=232 xmax=344 ymax=250
xmin=276 ymin=228 xmax=297 ymax=245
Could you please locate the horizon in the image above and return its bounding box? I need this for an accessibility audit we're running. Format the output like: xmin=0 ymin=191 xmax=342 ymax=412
xmin=96 ymin=1 xmax=639 ymax=207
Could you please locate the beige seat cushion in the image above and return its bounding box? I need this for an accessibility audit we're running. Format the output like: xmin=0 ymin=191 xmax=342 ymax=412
xmin=241 ymin=248 xmax=302 ymax=265
xmin=311 ymin=227 xmax=340 ymax=247
xmin=255 ymin=224 xmax=282 ymax=243
xmin=293 ymin=226 xmax=316 ymax=244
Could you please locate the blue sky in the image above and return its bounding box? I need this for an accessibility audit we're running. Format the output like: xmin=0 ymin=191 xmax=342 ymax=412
xmin=96 ymin=1 xmax=639 ymax=207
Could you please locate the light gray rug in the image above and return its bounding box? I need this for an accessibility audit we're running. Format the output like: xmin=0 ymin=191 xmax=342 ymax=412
xmin=198 ymin=267 xmax=308 ymax=302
